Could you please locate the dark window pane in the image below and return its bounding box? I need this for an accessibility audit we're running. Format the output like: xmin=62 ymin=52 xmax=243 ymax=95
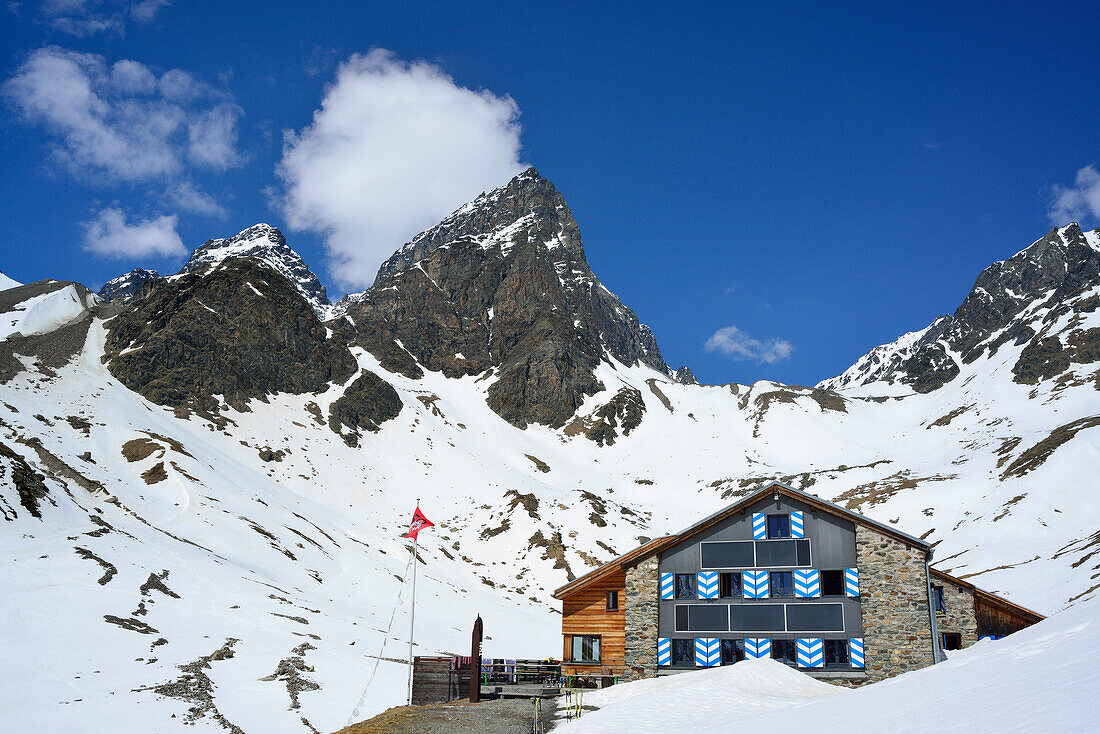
xmin=943 ymin=633 xmax=962 ymax=651
xmin=729 ymin=604 xmax=786 ymax=632
xmin=933 ymin=585 xmax=947 ymax=612
xmin=786 ymin=603 xmax=845 ymax=632
xmin=821 ymin=570 xmax=844 ymax=596
xmin=687 ymin=604 xmax=730 ymax=631
xmin=767 ymin=514 xmax=791 ymax=539
xmin=672 ymin=638 xmax=694 ymax=665
xmin=607 ymin=590 xmax=618 ymax=610
xmin=675 ymin=605 xmax=688 ymax=632
xmin=721 ymin=639 xmax=745 ymax=665
xmin=795 ymin=539 xmax=811 ymax=566
xmin=755 ymin=540 xmax=797 ymax=566
xmin=771 ymin=639 xmax=796 ymax=664
xmin=770 ymin=571 xmax=794 ymax=597
xmin=675 ymin=574 xmax=696 ymax=599
xmin=824 ymin=639 xmax=849 ymax=666
xmin=700 ymin=541 xmax=755 ymax=568
xmin=720 ymin=572 xmax=742 ymax=598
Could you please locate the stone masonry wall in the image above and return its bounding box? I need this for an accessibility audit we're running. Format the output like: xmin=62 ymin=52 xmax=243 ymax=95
xmin=855 ymin=525 xmax=936 ymax=681
xmin=935 ymin=579 xmax=979 ymax=649
xmin=622 ymin=555 xmax=659 ymax=681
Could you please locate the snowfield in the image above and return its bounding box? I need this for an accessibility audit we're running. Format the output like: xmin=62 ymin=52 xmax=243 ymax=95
xmin=555 ymin=594 xmax=1100 ymax=733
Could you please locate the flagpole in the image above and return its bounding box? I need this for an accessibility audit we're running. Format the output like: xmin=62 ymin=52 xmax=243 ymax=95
xmin=406 ymin=504 xmax=419 ymax=707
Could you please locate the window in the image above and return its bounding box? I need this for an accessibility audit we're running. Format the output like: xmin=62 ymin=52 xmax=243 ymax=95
xmin=671 ymin=638 xmax=694 ymax=666
xmin=821 ymin=570 xmax=845 ymax=596
xmin=682 ymin=604 xmax=730 ymax=632
xmin=932 ymin=585 xmax=947 ymax=612
xmin=824 ymin=639 xmax=849 ymax=666
xmin=786 ymin=603 xmax=845 ymax=632
xmin=606 ymin=590 xmax=618 ymax=611
xmin=771 ymin=639 xmax=796 ymax=665
xmin=943 ymin=633 xmax=962 ymax=651
xmin=700 ymin=540 xmax=755 ymax=568
xmin=767 ymin=514 xmax=791 ymax=539
xmin=570 ymin=635 xmax=600 ymax=663
xmin=721 ymin=639 xmax=745 ymax=665
xmin=720 ymin=572 xmax=742 ymax=598
xmin=729 ymin=604 xmax=786 ymax=632
xmin=755 ymin=539 xmax=812 ymax=566
xmin=770 ymin=571 xmax=794 ymax=597
xmin=675 ymin=573 xmax=696 ymax=599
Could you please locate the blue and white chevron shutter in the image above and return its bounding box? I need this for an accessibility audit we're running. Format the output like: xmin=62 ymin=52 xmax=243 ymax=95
xmin=657 ymin=638 xmax=671 ymax=666
xmin=790 ymin=510 xmax=805 ymax=538
xmin=796 ymin=638 xmax=824 ymax=668
xmin=660 ymin=572 xmax=675 ymax=600
xmin=845 ymin=567 xmax=860 ymax=597
xmin=697 ymin=571 xmax=719 ymax=599
xmin=793 ymin=569 xmax=821 ymax=598
xmin=849 ymin=638 xmax=864 ymax=668
xmin=752 ymin=512 xmax=767 ymax=540
xmin=745 ymin=638 xmax=771 ymax=658
xmin=978 ymin=635 xmax=999 ymax=642
xmin=695 ymin=638 xmax=720 ymax=667
xmin=743 ymin=570 xmax=770 ymax=598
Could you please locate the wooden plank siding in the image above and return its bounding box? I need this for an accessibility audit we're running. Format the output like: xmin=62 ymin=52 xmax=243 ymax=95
xmin=560 ymin=570 xmax=626 ymax=678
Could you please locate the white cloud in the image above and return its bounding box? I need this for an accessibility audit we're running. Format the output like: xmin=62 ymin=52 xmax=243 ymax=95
xmin=36 ymin=0 xmax=166 ymax=35
xmin=3 ymin=47 xmax=240 ymax=185
xmin=82 ymin=207 xmax=185 ymax=258
xmin=705 ymin=325 xmax=794 ymax=364
xmin=277 ymin=48 xmax=524 ymax=289
xmin=1049 ymin=165 xmax=1100 ymax=226
xmin=187 ymin=102 xmax=243 ymax=169
xmin=168 ymin=180 xmax=226 ymax=217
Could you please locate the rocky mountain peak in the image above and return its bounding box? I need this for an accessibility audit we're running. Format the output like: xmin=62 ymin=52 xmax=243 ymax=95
xmin=181 ymin=223 xmax=330 ymax=317
xmin=337 ymin=168 xmax=676 ymax=428
xmin=97 ymin=268 xmax=161 ymax=301
xmin=820 ymin=222 xmax=1100 ymax=393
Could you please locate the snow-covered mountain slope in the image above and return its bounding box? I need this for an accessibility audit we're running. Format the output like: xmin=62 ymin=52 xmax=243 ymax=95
xmin=0 ymin=269 xmax=21 ymax=291
xmin=554 ymin=594 xmax=1100 ymax=734
xmin=183 ymin=223 xmax=331 ymax=317
xmin=2 ymin=172 xmax=1099 ymax=734
xmin=97 ymin=268 xmax=161 ymax=302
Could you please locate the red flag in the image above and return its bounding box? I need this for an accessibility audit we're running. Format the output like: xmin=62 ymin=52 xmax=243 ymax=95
xmin=403 ymin=506 xmax=434 ymax=541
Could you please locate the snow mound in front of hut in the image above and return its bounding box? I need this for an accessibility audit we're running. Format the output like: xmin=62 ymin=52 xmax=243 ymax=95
xmin=555 ymin=594 xmax=1100 ymax=733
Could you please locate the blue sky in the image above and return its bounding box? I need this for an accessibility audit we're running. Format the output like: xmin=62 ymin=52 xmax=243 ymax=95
xmin=2 ymin=1 xmax=1098 ymax=386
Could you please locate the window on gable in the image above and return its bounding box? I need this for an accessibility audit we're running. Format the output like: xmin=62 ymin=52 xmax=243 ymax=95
xmin=770 ymin=571 xmax=794 ymax=597
xmin=767 ymin=514 xmax=791 ymax=539
xmin=721 ymin=639 xmax=745 ymax=665
xmin=570 ymin=635 xmax=601 ymax=663
xmin=821 ymin=570 xmax=845 ymax=596
xmin=720 ymin=572 xmax=742 ymax=598
xmin=771 ymin=639 xmax=796 ymax=665
xmin=607 ymin=590 xmax=618 ymax=611
xmin=671 ymin=638 xmax=694 ymax=666
xmin=675 ymin=574 xmax=696 ymax=599
xmin=824 ymin=639 xmax=850 ymax=666
xmin=943 ymin=633 xmax=962 ymax=651
xmin=932 ymin=584 xmax=947 ymax=612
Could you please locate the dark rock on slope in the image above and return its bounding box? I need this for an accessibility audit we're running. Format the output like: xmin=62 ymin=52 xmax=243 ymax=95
xmin=337 ymin=168 xmax=673 ymax=428
xmin=104 ymin=259 xmax=356 ymax=413
xmin=98 ymin=269 xmax=161 ymax=301
xmin=328 ymin=371 xmax=403 ymax=446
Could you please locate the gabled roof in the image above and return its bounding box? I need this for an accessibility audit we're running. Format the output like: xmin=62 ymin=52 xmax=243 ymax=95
xmin=553 ymin=481 xmax=930 ymax=600
xmin=929 ymin=567 xmax=1045 ymax=622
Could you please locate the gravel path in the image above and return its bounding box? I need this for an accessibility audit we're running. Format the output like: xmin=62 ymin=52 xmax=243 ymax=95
xmin=334 ymin=697 xmax=559 ymax=734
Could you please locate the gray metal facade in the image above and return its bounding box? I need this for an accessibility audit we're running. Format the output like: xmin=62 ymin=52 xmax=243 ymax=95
xmin=657 ymin=493 xmax=863 ymax=664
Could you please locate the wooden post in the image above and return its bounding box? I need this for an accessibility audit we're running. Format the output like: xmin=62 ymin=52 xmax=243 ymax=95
xmin=469 ymin=615 xmax=483 ymax=703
